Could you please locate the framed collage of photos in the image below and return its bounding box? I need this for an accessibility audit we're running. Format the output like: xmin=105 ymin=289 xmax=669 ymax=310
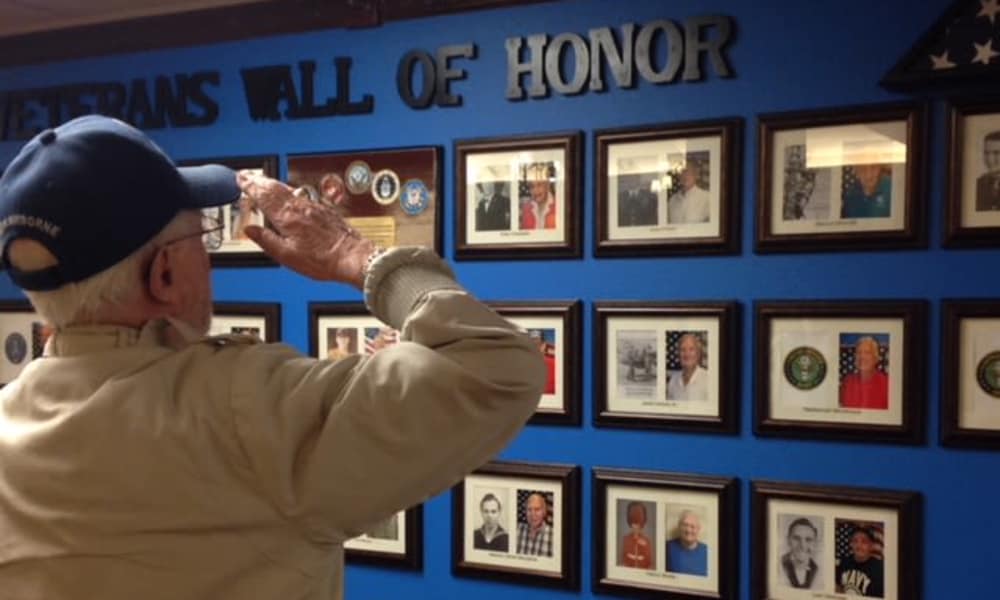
xmin=454 ymin=131 xmax=582 ymax=259
xmin=756 ymin=102 xmax=925 ymax=252
xmin=452 ymin=460 xmax=580 ymax=590
xmin=343 ymin=506 xmax=423 ymax=570
xmin=0 ymin=300 xmax=49 ymax=386
xmin=487 ymin=300 xmax=581 ymax=426
xmin=308 ymin=302 xmax=398 ymax=363
xmin=941 ymin=299 xmax=1000 ymax=448
xmin=209 ymin=302 xmax=281 ymax=343
xmin=595 ymin=118 xmax=742 ymax=256
xmin=178 ymin=155 xmax=278 ymax=266
xmin=593 ymin=302 xmax=739 ymax=434
xmin=592 ymin=468 xmax=738 ymax=600
xmin=287 ymin=146 xmax=442 ymax=253
xmin=751 ymin=480 xmax=921 ymax=600
xmin=754 ymin=300 xmax=927 ymax=444
xmin=945 ymin=97 xmax=1000 ymax=247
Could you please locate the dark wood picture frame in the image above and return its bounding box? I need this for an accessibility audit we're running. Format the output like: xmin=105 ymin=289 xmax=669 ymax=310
xmin=452 ymin=460 xmax=581 ymax=590
xmin=941 ymin=299 xmax=1000 ymax=448
xmin=594 ymin=117 xmax=743 ymax=257
xmin=307 ymin=302 xmax=385 ymax=360
xmin=755 ymin=102 xmax=926 ymax=253
xmin=0 ymin=299 xmax=44 ymax=386
xmin=754 ymin=300 xmax=927 ymax=444
xmin=944 ymin=97 xmax=1000 ymax=247
xmin=210 ymin=301 xmax=281 ymax=343
xmin=455 ymin=131 xmax=582 ymax=260
xmin=592 ymin=467 xmax=738 ymax=600
xmin=287 ymin=146 xmax=443 ymax=254
xmin=178 ymin=155 xmax=279 ymax=267
xmin=344 ymin=505 xmax=424 ymax=570
xmin=488 ymin=300 xmax=582 ymax=426
xmin=594 ymin=301 xmax=740 ymax=434
xmin=751 ymin=479 xmax=922 ymax=600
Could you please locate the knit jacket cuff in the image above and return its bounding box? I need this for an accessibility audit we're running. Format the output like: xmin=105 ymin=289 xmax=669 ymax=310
xmin=362 ymin=246 xmax=463 ymax=329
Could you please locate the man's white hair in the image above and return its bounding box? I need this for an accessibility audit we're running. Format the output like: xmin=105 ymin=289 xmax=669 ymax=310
xmin=11 ymin=211 xmax=196 ymax=327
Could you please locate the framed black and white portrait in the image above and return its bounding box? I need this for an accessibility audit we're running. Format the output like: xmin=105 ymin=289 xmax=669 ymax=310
xmin=945 ymin=98 xmax=1000 ymax=246
xmin=455 ymin=131 xmax=582 ymax=260
xmin=752 ymin=479 xmax=921 ymax=600
xmin=594 ymin=302 xmax=739 ymax=434
xmin=595 ymin=118 xmax=742 ymax=256
xmin=452 ymin=460 xmax=580 ymax=590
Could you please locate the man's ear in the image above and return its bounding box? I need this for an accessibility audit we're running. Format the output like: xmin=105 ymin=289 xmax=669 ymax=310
xmin=146 ymin=246 xmax=177 ymax=306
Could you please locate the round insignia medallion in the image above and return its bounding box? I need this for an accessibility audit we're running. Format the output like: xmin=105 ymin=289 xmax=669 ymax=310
xmin=371 ymin=169 xmax=401 ymax=205
xmin=976 ymin=351 xmax=1000 ymax=398
xmin=346 ymin=160 xmax=372 ymax=195
xmin=399 ymin=179 xmax=431 ymax=216
xmin=5 ymin=332 xmax=27 ymax=365
xmin=783 ymin=346 xmax=827 ymax=390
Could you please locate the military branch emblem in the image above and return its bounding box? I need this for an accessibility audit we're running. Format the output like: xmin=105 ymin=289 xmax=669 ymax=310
xmin=346 ymin=160 xmax=372 ymax=195
xmin=4 ymin=332 xmax=27 ymax=365
xmin=976 ymin=351 xmax=1000 ymax=397
xmin=783 ymin=346 xmax=827 ymax=390
xmin=400 ymin=179 xmax=431 ymax=216
xmin=371 ymin=169 xmax=400 ymax=205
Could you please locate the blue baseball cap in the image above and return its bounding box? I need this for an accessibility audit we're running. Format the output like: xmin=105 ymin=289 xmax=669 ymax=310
xmin=0 ymin=115 xmax=240 ymax=291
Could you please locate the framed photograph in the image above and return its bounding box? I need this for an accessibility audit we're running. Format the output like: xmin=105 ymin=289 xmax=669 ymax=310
xmin=941 ymin=299 xmax=1000 ymax=448
xmin=593 ymin=302 xmax=740 ymax=434
xmin=455 ymin=131 xmax=582 ymax=259
xmin=308 ymin=302 xmax=399 ymax=363
xmin=178 ymin=155 xmax=278 ymax=267
xmin=756 ymin=102 xmax=925 ymax=252
xmin=210 ymin=302 xmax=281 ymax=343
xmin=452 ymin=460 xmax=581 ymax=590
xmin=287 ymin=146 xmax=442 ymax=252
xmin=0 ymin=300 xmax=50 ymax=386
xmin=344 ymin=505 xmax=423 ymax=570
xmin=751 ymin=479 xmax=921 ymax=600
xmin=592 ymin=467 xmax=738 ymax=600
xmin=754 ymin=300 xmax=927 ymax=444
xmin=594 ymin=118 xmax=742 ymax=256
xmin=488 ymin=300 xmax=581 ymax=426
xmin=945 ymin=98 xmax=1000 ymax=246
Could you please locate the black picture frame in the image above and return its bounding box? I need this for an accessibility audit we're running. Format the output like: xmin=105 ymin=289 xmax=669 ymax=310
xmin=177 ymin=154 xmax=279 ymax=267
xmin=944 ymin=97 xmax=1000 ymax=247
xmin=455 ymin=131 xmax=582 ymax=260
xmin=452 ymin=460 xmax=581 ymax=590
xmin=210 ymin=301 xmax=281 ymax=343
xmin=487 ymin=300 xmax=582 ymax=426
xmin=754 ymin=300 xmax=927 ymax=444
xmin=592 ymin=467 xmax=738 ymax=599
xmin=594 ymin=117 xmax=742 ymax=257
xmin=751 ymin=479 xmax=922 ymax=600
xmin=0 ymin=299 xmax=46 ymax=386
xmin=755 ymin=102 xmax=926 ymax=253
xmin=593 ymin=301 xmax=740 ymax=435
xmin=308 ymin=302 xmax=399 ymax=362
xmin=287 ymin=146 xmax=443 ymax=254
xmin=941 ymin=299 xmax=1000 ymax=448
xmin=344 ymin=505 xmax=424 ymax=570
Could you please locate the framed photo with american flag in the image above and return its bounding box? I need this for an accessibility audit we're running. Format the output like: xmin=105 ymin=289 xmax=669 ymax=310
xmin=755 ymin=102 xmax=926 ymax=253
xmin=593 ymin=301 xmax=740 ymax=434
xmin=452 ymin=460 xmax=581 ymax=590
xmin=751 ymin=479 xmax=921 ymax=600
xmin=754 ymin=300 xmax=927 ymax=444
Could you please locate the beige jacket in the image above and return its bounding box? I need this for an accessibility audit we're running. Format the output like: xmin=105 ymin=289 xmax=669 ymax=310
xmin=0 ymin=248 xmax=545 ymax=599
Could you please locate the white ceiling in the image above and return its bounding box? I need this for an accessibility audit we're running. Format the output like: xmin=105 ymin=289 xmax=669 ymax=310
xmin=0 ymin=0 xmax=268 ymax=38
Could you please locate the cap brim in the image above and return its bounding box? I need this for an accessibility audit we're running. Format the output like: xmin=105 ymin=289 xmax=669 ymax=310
xmin=178 ymin=164 xmax=241 ymax=208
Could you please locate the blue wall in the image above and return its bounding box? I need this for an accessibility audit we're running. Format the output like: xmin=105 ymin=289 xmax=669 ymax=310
xmin=1 ymin=1 xmax=995 ymax=598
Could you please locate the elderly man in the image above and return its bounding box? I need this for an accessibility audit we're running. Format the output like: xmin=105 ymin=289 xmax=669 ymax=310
xmin=665 ymin=510 xmax=708 ymax=576
xmin=516 ymin=492 xmax=553 ymax=556
xmin=839 ymin=336 xmax=888 ymax=410
xmin=0 ymin=115 xmax=545 ymax=599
